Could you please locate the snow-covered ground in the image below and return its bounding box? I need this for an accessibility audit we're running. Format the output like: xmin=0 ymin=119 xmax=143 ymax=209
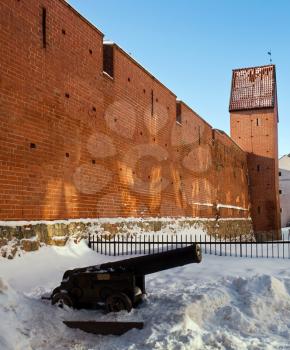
xmin=1 ymin=236 xmax=290 ymax=350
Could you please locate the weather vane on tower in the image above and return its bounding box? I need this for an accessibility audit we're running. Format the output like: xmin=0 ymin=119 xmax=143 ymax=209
xmin=267 ymin=49 xmax=272 ymax=63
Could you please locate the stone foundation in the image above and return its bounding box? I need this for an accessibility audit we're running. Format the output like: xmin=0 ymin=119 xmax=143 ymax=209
xmin=0 ymin=217 xmax=253 ymax=258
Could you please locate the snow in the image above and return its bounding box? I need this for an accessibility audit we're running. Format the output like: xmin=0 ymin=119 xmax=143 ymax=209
xmin=1 ymin=238 xmax=290 ymax=349
xmin=0 ymin=212 xmax=250 ymax=228
xmin=217 ymin=204 xmax=249 ymax=211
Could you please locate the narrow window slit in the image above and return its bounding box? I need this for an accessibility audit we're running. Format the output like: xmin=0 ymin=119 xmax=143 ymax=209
xmin=103 ymin=44 xmax=114 ymax=78
xmin=42 ymin=7 xmax=47 ymax=48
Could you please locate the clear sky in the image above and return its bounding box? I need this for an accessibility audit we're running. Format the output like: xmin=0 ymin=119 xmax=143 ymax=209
xmin=68 ymin=0 xmax=289 ymax=157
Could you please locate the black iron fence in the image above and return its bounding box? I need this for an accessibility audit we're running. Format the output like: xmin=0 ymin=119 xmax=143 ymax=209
xmin=88 ymin=230 xmax=290 ymax=259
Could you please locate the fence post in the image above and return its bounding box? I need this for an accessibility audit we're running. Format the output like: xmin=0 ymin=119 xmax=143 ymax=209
xmin=225 ymin=234 xmax=227 ymax=257
xmin=272 ymin=230 xmax=274 ymax=258
xmin=251 ymin=235 xmax=253 ymax=258
xmin=88 ymin=233 xmax=91 ymax=248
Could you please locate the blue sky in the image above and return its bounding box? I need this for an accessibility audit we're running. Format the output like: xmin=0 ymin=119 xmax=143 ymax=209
xmin=68 ymin=0 xmax=289 ymax=157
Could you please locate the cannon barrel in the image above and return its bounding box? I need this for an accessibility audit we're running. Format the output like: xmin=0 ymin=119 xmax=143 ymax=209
xmin=100 ymin=244 xmax=201 ymax=276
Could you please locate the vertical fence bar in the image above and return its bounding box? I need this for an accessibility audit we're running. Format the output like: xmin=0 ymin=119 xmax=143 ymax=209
xmin=93 ymin=234 xmax=95 ymax=252
xmin=272 ymin=231 xmax=274 ymax=258
xmin=210 ymin=234 xmax=212 ymax=255
xmin=140 ymin=235 xmax=142 ymax=255
xmin=229 ymin=235 xmax=232 ymax=256
xmin=261 ymin=233 xmax=263 ymax=258
xmin=204 ymin=234 xmax=206 ymax=254
xmin=157 ymin=234 xmax=160 ymax=253
xmin=88 ymin=233 xmax=91 ymax=248
xmin=240 ymin=234 xmax=242 ymax=258
xmin=130 ymin=235 xmax=133 ymax=255
xmin=167 ymin=234 xmax=169 ymax=252
xmin=214 ymin=234 xmax=216 ymax=255
xmin=225 ymin=235 xmax=227 ymax=257
xmin=235 ymin=236 xmax=237 ymax=257
xmin=162 ymin=235 xmax=164 ymax=252
xmin=277 ymin=234 xmax=280 ymax=259
xmin=199 ymin=234 xmax=201 ymax=253
xmin=251 ymin=235 xmax=253 ymax=258
xmin=256 ymin=235 xmax=258 ymax=258
xmin=267 ymin=235 xmax=268 ymax=258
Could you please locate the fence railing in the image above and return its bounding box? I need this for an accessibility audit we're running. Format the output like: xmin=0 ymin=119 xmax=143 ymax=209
xmin=88 ymin=230 xmax=290 ymax=259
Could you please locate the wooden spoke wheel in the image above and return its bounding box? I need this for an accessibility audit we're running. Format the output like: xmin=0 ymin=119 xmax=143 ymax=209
xmin=106 ymin=292 xmax=132 ymax=313
xmin=52 ymin=292 xmax=74 ymax=308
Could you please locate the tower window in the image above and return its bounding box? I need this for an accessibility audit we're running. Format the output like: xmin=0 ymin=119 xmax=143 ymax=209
xmin=279 ymin=171 xmax=281 ymax=176
xmin=176 ymin=102 xmax=181 ymax=124
xmin=103 ymin=44 xmax=114 ymax=78
xmin=257 ymin=206 xmax=261 ymax=214
xmin=279 ymin=190 xmax=282 ymax=194
xmin=256 ymin=118 xmax=261 ymax=126
xmin=257 ymin=165 xmax=260 ymax=172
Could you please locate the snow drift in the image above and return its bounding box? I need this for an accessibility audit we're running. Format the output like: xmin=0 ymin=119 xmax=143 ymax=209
xmin=1 ymin=240 xmax=290 ymax=349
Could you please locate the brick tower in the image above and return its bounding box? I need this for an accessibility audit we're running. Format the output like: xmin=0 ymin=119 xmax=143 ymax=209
xmin=229 ymin=65 xmax=281 ymax=238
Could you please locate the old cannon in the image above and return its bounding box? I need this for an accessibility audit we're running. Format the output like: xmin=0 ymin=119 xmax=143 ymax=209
xmin=51 ymin=244 xmax=201 ymax=313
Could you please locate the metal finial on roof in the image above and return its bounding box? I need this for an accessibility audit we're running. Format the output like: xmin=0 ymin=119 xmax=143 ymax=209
xmin=267 ymin=49 xmax=272 ymax=63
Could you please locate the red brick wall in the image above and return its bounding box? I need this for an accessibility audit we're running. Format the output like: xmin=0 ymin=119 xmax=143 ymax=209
xmin=0 ymin=0 xmax=251 ymax=221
